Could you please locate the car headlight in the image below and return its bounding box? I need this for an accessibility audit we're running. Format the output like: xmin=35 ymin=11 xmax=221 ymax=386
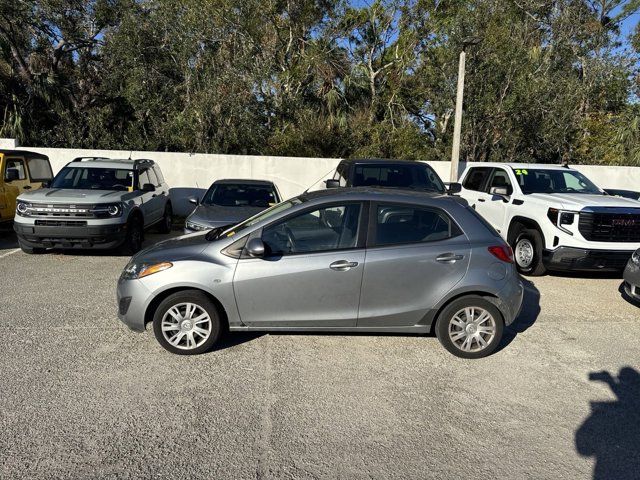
xmin=93 ymin=203 xmax=123 ymax=218
xmin=185 ymin=220 xmax=209 ymax=231
xmin=547 ymin=208 xmax=576 ymax=235
xmin=632 ymin=250 xmax=640 ymax=266
xmin=121 ymin=261 xmax=173 ymax=280
xmin=16 ymin=201 xmax=31 ymax=217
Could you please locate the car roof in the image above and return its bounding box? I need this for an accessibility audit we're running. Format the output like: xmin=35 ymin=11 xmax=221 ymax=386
xmin=66 ymin=158 xmax=155 ymax=169
xmin=339 ymin=158 xmax=430 ymax=166
xmin=212 ymin=179 xmax=276 ymax=186
xmin=0 ymin=149 xmax=49 ymax=160
xmin=299 ymin=187 xmax=452 ymax=205
xmin=466 ymin=162 xmax=573 ymax=171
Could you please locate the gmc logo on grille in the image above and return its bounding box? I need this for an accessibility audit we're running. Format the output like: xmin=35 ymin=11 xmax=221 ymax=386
xmin=611 ymin=219 xmax=637 ymax=226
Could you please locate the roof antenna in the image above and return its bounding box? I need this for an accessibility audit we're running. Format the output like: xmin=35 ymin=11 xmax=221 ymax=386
xmin=128 ymin=150 xmax=133 ymax=160
xmin=303 ymin=166 xmax=339 ymax=194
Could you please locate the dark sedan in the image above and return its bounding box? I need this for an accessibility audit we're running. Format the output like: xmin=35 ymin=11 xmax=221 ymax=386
xmin=185 ymin=179 xmax=281 ymax=234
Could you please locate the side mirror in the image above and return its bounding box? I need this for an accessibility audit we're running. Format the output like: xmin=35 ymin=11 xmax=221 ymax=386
xmin=447 ymin=182 xmax=462 ymax=194
xmin=41 ymin=180 xmax=51 ymax=188
xmin=489 ymin=186 xmax=510 ymax=198
xmin=245 ymin=238 xmax=265 ymax=258
xmin=142 ymin=183 xmax=156 ymax=192
xmin=5 ymin=168 xmax=19 ymax=182
xmin=325 ymin=179 xmax=340 ymax=189
xmin=188 ymin=197 xmax=199 ymax=205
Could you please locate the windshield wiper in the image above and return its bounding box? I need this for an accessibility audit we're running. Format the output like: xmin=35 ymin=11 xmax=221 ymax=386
xmin=205 ymin=224 xmax=235 ymax=241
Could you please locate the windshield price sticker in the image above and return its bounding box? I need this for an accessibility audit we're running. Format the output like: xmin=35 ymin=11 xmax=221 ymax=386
xmin=515 ymin=169 xmax=528 ymax=175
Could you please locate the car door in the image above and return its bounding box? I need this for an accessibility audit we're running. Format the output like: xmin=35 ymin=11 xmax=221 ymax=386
xmin=460 ymin=167 xmax=492 ymax=209
xmin=357 ymin=202 xmax=471 ymax=327
xmin=3 ymin=156 xmax=31 ymax=218
xmin=233 ymin=202 xmax=366 ymax=327
xmin=137 ymin=167 xmax=162 ymax=225
xmin=476 ymin=168 xmax=513 ymax=234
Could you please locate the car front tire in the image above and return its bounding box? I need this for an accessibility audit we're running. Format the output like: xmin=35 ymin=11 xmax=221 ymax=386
xmin=513 ymin=228 xmax=546 ymax=276
xmin=435 ymin=296 xmax=504 ymax=359
xmin=152 ymin=290 xmax=221 ymax=355
xmin=120 ymin=216 xmax=144 ymax=255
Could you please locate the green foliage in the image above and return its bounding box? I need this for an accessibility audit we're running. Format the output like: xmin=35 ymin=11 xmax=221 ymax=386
xmin=0 ymin=0 xmax=639 ymax=165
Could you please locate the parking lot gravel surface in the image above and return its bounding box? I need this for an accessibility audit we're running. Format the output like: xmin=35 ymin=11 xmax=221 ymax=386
xmin=1 ymin=228 xmax=638 ymax=479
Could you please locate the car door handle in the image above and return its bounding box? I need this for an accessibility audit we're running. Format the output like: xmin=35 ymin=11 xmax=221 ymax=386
xmin=23 ymin=185 xmax=31 ymax=190
xmin=436 ymin=253 xmax=464 ymax=263
xmin=330 ymin=260 xmax=359 ymax=271
xmin=477 ymin=198 xmax=485 ymax=202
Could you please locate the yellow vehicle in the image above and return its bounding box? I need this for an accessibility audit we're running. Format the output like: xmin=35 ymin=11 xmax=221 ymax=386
xmin=0 ymin=150 xmax=53 ymax=224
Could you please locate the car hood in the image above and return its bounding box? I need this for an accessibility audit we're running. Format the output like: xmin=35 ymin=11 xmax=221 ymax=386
xmin=133 ymin=232 xmax=211 ymax=264
xmin=187 ymin=204 xmax=265 ymax=226
xmin=526 ymin=193 xmax=640 ymax=210
xmin=18 ymin=188 xmax=127 ymax=203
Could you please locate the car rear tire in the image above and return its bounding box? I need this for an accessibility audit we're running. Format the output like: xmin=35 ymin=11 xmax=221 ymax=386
xmin=120 ymin=216 xmax=144 ymax=255
xmin=157 ymin=203 xmax=173 ymax=234
xmin=513 ymin=228 xmax=546 ymax=276
xmin=18 ymin=239 xmax=44 ymax=254
xmin=152 ymin=290 xmax=221 ymax=355
xmin=435 ymin=296 xmax=504 ymax=359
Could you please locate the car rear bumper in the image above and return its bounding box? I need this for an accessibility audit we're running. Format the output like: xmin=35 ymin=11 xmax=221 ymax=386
xmin=14 ymin=222 xmax=127 ymax=249
xmin=494 ymin=278 xmax=524 ymax=326
xmin=542 ymin=247 xmax=634 ymax=272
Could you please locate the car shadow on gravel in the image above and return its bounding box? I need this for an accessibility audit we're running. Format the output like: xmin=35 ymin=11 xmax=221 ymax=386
xmin=575 ymin=367 xmax=640 ymax=480
xmin=497 ymin=278 xmax=541 ymax=352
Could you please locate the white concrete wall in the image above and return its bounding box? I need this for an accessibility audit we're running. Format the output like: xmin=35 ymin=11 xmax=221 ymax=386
xmin=5 ymin=141 xmax=640 ymax=215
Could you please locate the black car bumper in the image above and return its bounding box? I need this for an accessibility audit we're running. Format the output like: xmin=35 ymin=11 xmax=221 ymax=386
xmin=542 ymin=247 xmax=634 ymax=272
xmin=14 ymin=222 xmax=127 ymax=249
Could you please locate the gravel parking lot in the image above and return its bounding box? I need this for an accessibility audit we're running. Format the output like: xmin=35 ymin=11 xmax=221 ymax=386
xmin=1 ymin=227 xmax=638 ymax=480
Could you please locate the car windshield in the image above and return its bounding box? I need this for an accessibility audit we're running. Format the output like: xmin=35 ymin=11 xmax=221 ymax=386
xmin=202 ymin=183 xmax=278 ymax=207
xmin=51 ymin=166 xmax=134 ymax=191
xmin=206 ymin=198 xmax=302 ymax=240
xmin=351 ymin=163 xmax=445 ymax=192
xmin=514 ymin=168 xmax=602 ymax=194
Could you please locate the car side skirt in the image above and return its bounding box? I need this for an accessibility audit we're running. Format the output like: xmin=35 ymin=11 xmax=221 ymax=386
xmin=229 ymin=325 xmax=430 ymax=334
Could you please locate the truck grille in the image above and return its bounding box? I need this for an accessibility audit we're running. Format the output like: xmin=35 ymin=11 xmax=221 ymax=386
xmin=26 ymin=203 xmax=96 ymax=218
xmin=578 ymin=211 xmax=640 ymax=242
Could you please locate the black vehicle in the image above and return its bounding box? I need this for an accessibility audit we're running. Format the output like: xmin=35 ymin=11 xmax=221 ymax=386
xmin=325 ymin=158 xmax=460 ymax=194
xmin=605 ymin=189 xmax=640 ymax=201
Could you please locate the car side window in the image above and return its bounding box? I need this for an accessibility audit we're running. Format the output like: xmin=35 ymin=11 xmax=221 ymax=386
xmin=262 ymin=204 xmax=361 ymax=255
xmin=26 ymin=157 xmax=53 ymax=182
xmin=333 ymin=164 xmax=348 ymax=187
xmin=487 ymin=168 xmax=513 ymax=195
xmin=153 ymin=166 xmax=165 ymax=185
xmin=462 ymin=167 xmax=491 ymax=191
xmin=374 ymin=204 xmax=461 ymax=246
xmin=5 ymin=158 xmax=26 ymax=180
xmin=138 ymin=169 xmax=151 ymax=189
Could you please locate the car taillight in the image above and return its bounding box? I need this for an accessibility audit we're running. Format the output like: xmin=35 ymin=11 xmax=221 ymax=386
xmin=488 ymin=245 xmax=514 ymax=263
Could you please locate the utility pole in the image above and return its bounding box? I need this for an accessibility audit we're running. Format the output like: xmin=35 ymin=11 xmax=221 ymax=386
xmin=450 ymin=49 xmax=466 ymax=183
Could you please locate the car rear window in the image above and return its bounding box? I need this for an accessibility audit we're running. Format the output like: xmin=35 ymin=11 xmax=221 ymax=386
xmin=352 ymin=164 xmax=445 ymax=192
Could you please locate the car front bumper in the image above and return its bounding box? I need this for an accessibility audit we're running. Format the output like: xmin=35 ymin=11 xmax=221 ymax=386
xmin=542 ymin=247 xmax=634 ymax=272
xmin=623 ymin=260 xmax=640 ymax=302
xmin=116 ymin=278 xmax=153 ymax=332
xmin=14 ymin=222 xmax=127 ymax=249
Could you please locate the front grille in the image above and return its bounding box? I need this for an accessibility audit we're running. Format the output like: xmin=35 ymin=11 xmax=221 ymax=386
xmin=27 ymin=203 xmax=96 ymax=218
xmin=579 ymin=211 xmax=640 ymax=242
xmin=35 ymin=220 xmax=88 ymax=227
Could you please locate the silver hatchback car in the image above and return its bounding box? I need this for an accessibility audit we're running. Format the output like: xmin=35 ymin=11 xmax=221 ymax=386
xmin=117 ymin=188 xmax=523 ymax=359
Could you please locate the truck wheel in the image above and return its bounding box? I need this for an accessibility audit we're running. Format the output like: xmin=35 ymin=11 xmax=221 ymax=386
xmin=152 ymin=290 xmax=221 ymax=355
xmin=435 ymin=296 xmax=504 ymax=359
xmin=121 ymin=216 xmax=144 ymax=255
xmin=18 ymin=239 xmax=44 ymax=254
xmin=513 ymin=229 xmax=546 ymax=276
xmin=157 ymin=203 xmax=172 ymax=234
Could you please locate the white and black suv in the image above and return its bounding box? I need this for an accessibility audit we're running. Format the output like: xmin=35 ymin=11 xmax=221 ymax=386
xmin=459 ymin=163 xmax=640 ymax=275
xmin=14 ymin=158 xmax=172 ymax=254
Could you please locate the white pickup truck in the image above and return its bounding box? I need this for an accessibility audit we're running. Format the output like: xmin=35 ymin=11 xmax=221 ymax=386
xmin=458 ymin=163 xmax=640 ymax=275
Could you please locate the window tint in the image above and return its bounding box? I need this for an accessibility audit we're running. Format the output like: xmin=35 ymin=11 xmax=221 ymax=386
xmin=352 ymin=164 xmax=444 ymax=192
xmin=488 ymin=169 xmax=513 ymax=195
xmin=138 ymin=169 xmax=151 ymax=189
xmin=26 ymin=157 xmax=53 ymax=181
xmin=153 ymin=166 xmax=165 ymax=184
xmin=375 ymin=204 xmax=460 ymax=246
xmin=462 ymin=167 xmax=491 ymax=191
xmin=5 ymin=158 xmax=26 ymax=180
xmin=262 ymin=204 xmax=361 ymax=255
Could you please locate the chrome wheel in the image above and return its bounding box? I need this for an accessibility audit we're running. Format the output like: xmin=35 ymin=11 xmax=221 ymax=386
xmin=161 ymin=302 xmax=212 ymax=350
xmin=515 ymin=238 xmax=534 ymax=268
xmin=448 ymin=307 xmax=497 ymax=353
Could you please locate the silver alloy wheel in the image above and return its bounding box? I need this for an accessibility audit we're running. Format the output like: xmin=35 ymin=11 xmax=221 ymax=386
xmin=161 ymin=302 xmax=212 ymax=350
xmin=448 ymin=307 xmax=497 ymax=353
xmin=515 ymin=238 xmax=534 ymax=268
